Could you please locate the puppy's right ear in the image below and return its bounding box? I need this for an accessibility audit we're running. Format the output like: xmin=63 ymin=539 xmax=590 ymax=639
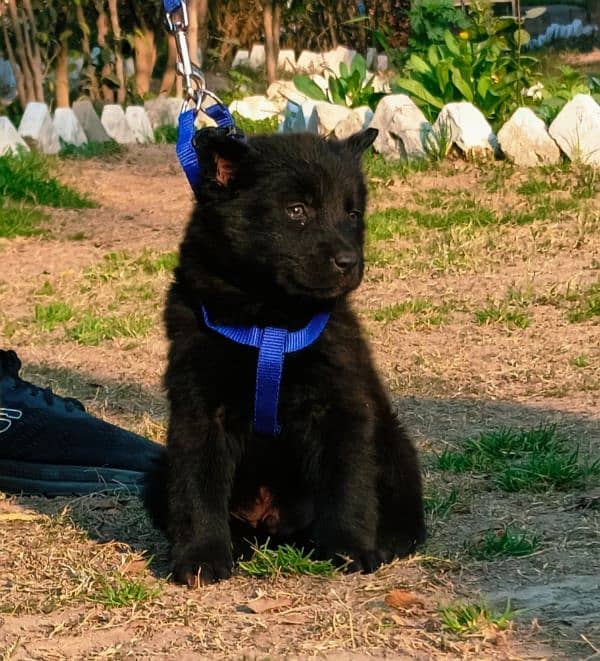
xmin=193 ymin=127 xmax=249 ymax=186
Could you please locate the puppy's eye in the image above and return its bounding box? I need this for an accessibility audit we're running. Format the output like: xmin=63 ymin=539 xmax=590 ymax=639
xmin=286 ymin=204 xmax=307 ymax=223
xmin=348 ymin=210 xmax=360 ymax=222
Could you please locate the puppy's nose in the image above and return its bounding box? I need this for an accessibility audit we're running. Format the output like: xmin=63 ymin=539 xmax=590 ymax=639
xmin=333 ymin=251 xmax=359 ymax=272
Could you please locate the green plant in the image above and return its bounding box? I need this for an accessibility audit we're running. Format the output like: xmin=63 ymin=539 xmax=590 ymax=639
xmin=94 ymin=576 xmax=158 ymax=608
xmin=535 ymin=66 xmax=600 ymax=124
xmin=67 ymin=312 xmax=153 ymax=346
xmin=439 ymin=601 xmax=519 ymax=634
xmin=239 ymin=541 xmax=339 ymax=578
xmin=0 ymin=152 xmax=95 ymax=208
xmin=153 ymin=124 xmax=178 ymax=144
xmin=424 ymin=487 xmax=459 ymax=520
xmin=231 ymin=112 xmax=279 ymax=135
xmin=219 ymin=69 xmax=256 ymax=106
xmin=408 ymin=0 xmax=469 ymax=51
xmin=34 ymin=301 xmax=74 ymax=330
xmin=393 ymin=7 xmax=538 ymax=126
xmin=474 ymin=301 xmax=530 ymax=329
xmin=294 ymin=54 xmax=385 ymax=110
xmin=59 ymin=141 xmax=124 ymax=160
xmin=469 ymin=527 xmax=539 ymax=559
xmin=567 ymin=278 xmax=600 ymax=322
xmin=0 ymin=204 xmax=47 ymax=238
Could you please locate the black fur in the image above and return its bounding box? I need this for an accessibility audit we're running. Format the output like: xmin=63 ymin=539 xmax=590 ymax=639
xmin=144 ymin=128 xmax=425 ymax=586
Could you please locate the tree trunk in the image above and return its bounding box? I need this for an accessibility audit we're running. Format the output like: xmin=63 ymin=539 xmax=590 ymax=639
xmin=76 ymin=1 xmax=100 ymax=100
xmin=6 ymin=0 xmax=36 ymax=103
xmin=107 ymin=0 xmax=126 ymax=104
xmin=55 ymin=36 xmax=70 ymax=107
xmin=22 ymin=0 xmax=45 ymax=100
xmin=134 ymin=25 xmax=156 ymax=97
xmin=263 ymin=2 xmax=277 ymax=84
xmin=187 ymin=0 xmax=199 ymax=65
xmin=97 ymin=7 xmax=115 ymax=102
xmin=159 ymin=33 xmax=177 ymax=96
xmin=197 ymin=0 xmax=209 ymax=66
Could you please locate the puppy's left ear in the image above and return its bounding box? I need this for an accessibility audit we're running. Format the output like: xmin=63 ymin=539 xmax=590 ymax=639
xmin=342 ymin=128 xmax=378 ymax=157
xmin=193 ymin=127 xmax=249 ymax=186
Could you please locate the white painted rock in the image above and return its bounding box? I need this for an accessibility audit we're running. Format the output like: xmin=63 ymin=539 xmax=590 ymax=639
xmin=369 ymin=94 xmax=431 ymax=159
xmin=322 ymin=46 xmax=357 ymax=74
xmin=431 ymin=102 xmax=497 ymax=157
xmin=366 ymin=48 xmax=377 ymax=69
xmin=53 ymin=107 xmax=87 ymax=147
xmin=498 ymin=107 xmax=560 ymax=166
xmin=0 ymin=116 xmax=29 ymax=155
xmin=100 ymin=104 xmax=136 ymax=144
xmin=372 ymin=73 xmax=392 ymax=94
xmin=72 ymin=99 xmax=111 ymax=142
xmin=249 ymin=44 xmax=265 ymax=70
xmin=277 ymin=49 xmax=296 ymax=73
xmin=229 ymin=95 xmax=279 ymax=121
xmin=307 ymin=102 xmax=353 ymax=136
xmin=125 ymin=105 xmax=155 ymax=143
xmin=18 ymin=102 xmax=60 ymax=154
xmin=144 ymin=97 xmax=181 ymax=129
xmin=334 ymin=106 xmax=374 ymax=140
xmin=279 ymin=100 xmax=305 ymax=133
xmin=296 ymin=50 xmax=323 ymax=73
xmin=549 ymin=94 xmax=600 ymax=167
xmin=376 ymin=54 xmax=389 ymax=72
xmin=232 ymin=49 xmax=250 ymax=69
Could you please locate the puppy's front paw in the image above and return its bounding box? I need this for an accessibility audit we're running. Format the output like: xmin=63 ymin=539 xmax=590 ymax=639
xmin=318 ymin=546 xmax=393 ymax=574
xmin=172 ymin=542 xmax=233 ymax=587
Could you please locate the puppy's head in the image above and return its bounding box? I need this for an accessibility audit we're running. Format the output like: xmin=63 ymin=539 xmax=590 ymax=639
xmin=186 ymin=127 xmax=377 ymax=301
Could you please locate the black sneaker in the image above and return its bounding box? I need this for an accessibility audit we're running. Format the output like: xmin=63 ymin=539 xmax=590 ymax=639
xmin=0 ymin=349 xmax=164 ymax=496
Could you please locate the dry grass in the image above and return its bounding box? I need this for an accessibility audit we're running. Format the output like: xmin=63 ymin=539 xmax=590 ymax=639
xmin=0 ymin=145 xmax=598 ymax=659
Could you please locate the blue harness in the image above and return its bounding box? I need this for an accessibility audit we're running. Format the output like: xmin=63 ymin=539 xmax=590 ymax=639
xmin=163 ymin=0 xmax=330 ymax=436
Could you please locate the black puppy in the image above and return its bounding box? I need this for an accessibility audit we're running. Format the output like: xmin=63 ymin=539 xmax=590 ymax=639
xmin=144 ymin=127 xmax=425 ymax=586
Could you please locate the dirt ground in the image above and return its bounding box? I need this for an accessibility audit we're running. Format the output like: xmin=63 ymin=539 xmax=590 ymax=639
xmin=0 ymin=145 xmax=598 ymax=659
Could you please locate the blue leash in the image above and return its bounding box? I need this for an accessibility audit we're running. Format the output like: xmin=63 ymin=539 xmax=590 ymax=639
xmin=203 ymin=308 xmax=331 ymax=436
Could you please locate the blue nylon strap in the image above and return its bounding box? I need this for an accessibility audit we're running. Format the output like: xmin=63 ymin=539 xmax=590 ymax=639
xmin=163 ymin=0 xmax=181 ymax=12
xmin=202 ymin=307 xmax=330 ymax=435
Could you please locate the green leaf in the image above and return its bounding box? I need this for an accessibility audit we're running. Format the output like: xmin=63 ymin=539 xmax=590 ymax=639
xmin=293 ymin=75 xmax=327 ymax=101
xmin=339 ymin=62 xmax=349 ymax=79
xmin=428 ymin=44 xmax=440 ymax=67
xmin=408 ymin=53 xmax=433 ymax=76
xmin=477 ymin=76 xmax=491 ymax=98
xmin=444 ymin=30 xmax=461 ymax=56
xmin=350 ymin=53 xmax=367 ymax=83
xmin=449 ymin=66 xmax=473 ymax=102
xmin=435 ymin=62 xmax=450 ymax=93
xmin=394 ymin=78 xmax=445 ymax=110
xmin=328 ymin=77 xmax=346 ymax=105
xmin=514 ymin=29 xmax=531 ymax=46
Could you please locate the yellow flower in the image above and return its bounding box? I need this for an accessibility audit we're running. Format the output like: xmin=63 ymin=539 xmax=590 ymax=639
xmin=491 ymin=74 xmax=499 ymax=83
xmin=459 ymin=31 xmax=469 ymax=40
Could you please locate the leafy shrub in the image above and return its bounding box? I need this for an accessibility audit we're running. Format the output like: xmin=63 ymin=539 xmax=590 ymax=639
xmin=153 ymin=124 xmax=178 ymax=144
xmin=408 ymin=0 xmax=469 ymax=51
xmin=231 ymin=111 xmax=279 ymax=135
xmin=534 ymin=66 xmax=600 ymax=123
xmin=393 ymin=6 xmax=537 ymax=127
xmin=294 ymin=54 xmax=385 ymax=110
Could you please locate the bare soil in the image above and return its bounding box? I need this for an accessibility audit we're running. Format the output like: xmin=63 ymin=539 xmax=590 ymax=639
xmin=0 ymin=145 xmax=598 ymax=660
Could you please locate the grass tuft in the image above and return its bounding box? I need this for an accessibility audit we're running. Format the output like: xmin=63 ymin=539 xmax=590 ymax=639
xmin=34 ymin=301 xmax=74 ymax=330
xmin=567 ymin=279 xmax=600 ymax=323
xmin=469 ymin=527 xmax=539 ymax=560
xmin=0 ymin=204 xmax=48 ymax=238
xmin=59 ymin=141 xmax=124 ymax=160
xmin=67 ymin=312 xmax=153 ymax=346
xmin=474 ymin=301 xmax=530 ymax=329
xmin=424 ymin=487 xmax=459 ymax=522
xmin=437 ymin=425 xmax=599 ymax=492
xmin=0 ymin=152 xmax=95 ymax=208
xmin=239 ymin=541 xmax=338 ymax=578
xmin=439 ymin=601 xmax=519 ymax=635
xmin=94 ymin=576 xmax=159 ymax=608
xmin=153 ymin=125 xmax=178 ymax=144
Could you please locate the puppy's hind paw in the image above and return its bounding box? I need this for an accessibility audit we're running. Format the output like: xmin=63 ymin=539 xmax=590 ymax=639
xmin=338 ymin=549 xmax=394 ymax=574
xmin=172 ymin=544 xmax=234 ymax=587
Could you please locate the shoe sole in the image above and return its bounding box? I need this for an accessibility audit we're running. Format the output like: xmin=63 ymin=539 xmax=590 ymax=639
xmin=0 ymin=459 xmax=146 ymax=496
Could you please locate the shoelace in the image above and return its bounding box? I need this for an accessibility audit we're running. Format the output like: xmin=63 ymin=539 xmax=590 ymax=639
xmin=10 ymin=378 xmax=85 ymax=413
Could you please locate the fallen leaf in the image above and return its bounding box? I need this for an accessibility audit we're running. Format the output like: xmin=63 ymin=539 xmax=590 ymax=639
xmin=246 ymin=596 xmax=292 ymax=614
xmin=0 ymin=512 xmax=40 ymax=522
xmin=385 ymin=590 xmax=424 ymax=611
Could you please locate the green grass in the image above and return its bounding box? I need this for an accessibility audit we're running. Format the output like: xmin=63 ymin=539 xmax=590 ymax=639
xmin=474 ymin=302 xmax=531 ymax=329
xmin=67 ymin=312 xmax=153 ymax=346
xmin=371 ymin=298 xmax=454 ymax=327
xmin=59 ymin=141 xmax=124 ymax=159
xmin=363 ymin=150 xmax=431 ymax=184
xmin=94 ymin=576 xmax=158 ymax=608
xmin=567 ymin=279 xmax=600 ymax=322
xmin=0 ymin=152 xmax=95 ymax=208
xmin=469 ymin=527 xmax=539 ymax=560
xmin=437 ymin=425 xmax=600 ymax=492
xmin=439 ymin=601 xmax=519 ymax=635
xmin=570 ymin=354 xmax=589 ymax=368
xmin=84 ymin=249 xmax=178 ymax=284
xmin=424 ymin=488 xmax=459 ymax=521
xmin=34 ymin=301 xmax=74 ymax=330
xmin=0 ymin=204 xmax=48 ymax=238
xmin=231 ymin=111 xmax=279 ymax=135
xmin=239 ymin=541 xmax=338 ymax=578
xmin=366 ymin=208 xmax=412 ymax=241
xmin=153 ymin=124 xmax=178 ymax=144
